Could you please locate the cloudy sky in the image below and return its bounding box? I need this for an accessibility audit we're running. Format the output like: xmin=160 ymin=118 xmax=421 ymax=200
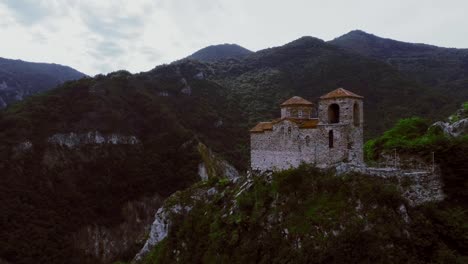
xmin=0 ymin=0 xmax=467 ymax=75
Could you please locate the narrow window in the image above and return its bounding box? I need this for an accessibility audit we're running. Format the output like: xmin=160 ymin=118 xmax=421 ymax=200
xmin=353 ymin=103 xmax=360 ymax=126
xmin=329 ymin=130 xmax=334 ymax=148
xmin=328 ymin=104 xmax=340 ymax=124
xmin=288 ymin=127 xmax=292 ymax=135
xmin=298 ymin=110 xmax=303 ymax=118
xmin=305 ymin=136 xmax=310 ymax=146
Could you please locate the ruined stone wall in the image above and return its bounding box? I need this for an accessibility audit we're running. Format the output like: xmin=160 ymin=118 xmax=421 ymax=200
xmin=336 ymin=163 xmax=445 ymax=205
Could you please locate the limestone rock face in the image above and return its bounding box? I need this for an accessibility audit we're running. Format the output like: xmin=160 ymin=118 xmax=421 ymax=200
xmin=197 ymin=143 xmax=240 ymax=182
xmin=132 ymin=204 xmax=192 ymax=263
xmin=432 ymin=118 xmax=468 ymax=137
xmin=47 ymin=131 xmax=140 ymax=148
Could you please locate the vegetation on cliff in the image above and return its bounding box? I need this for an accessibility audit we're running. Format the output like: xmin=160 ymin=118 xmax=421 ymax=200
xmin=364 ymin=104 xmax=468 ymax=204
xmin=139 ymin=165 xmax=467 ymax=264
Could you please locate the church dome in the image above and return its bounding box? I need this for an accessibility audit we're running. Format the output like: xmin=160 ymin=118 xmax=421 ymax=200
xmin=280 ymin=96 xmax=313 ymax=107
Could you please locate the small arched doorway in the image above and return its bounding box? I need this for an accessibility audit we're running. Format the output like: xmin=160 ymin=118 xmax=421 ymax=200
xmin=353 ymin=103 xmax=360 ymax=126
xmin=328 ymin=130 xmax=334 ymax=148
xmin=328 ymin=104 xmax=340 ymax=123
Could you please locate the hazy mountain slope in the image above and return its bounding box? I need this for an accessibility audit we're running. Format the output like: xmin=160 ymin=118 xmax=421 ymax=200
xmin=0 ymin=57 xmax=86 ymax=107
xmin=329 ymin=30 xmax=468 ymax=100
xmin=186 ymin=44 xmax=253 ymax=62
xmin=204 ymin=36 xmax=454 ymax=138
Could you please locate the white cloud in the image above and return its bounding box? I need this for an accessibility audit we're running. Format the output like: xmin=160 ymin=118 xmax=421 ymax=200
xmin=0 ymin=0 xmax=467 ymax=75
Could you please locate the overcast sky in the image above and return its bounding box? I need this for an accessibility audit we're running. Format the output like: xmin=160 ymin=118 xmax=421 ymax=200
xmin=0 ymin=0 xmax=467 ymax=75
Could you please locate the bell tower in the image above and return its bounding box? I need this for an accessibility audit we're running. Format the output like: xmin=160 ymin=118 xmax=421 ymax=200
xmin=318 ymin=88 xmax=364 ymax=165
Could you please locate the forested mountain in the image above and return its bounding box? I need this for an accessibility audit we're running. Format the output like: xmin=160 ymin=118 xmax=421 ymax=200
xmin=0 ymin=33 xmax=466 ymax=264
xmin=0 ymin=57 xmax=86 ymax=108
xmin=206 ymin=36 xmax=454 ymax=138
xmin=330 ymin=30 xmax=468 ymax=100
xmin=185 ymin=44 xmax=253 ymax=62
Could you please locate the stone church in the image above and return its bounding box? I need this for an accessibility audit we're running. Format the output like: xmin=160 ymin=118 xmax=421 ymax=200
xmin=250 ymin=88 xmax=364 ymax=171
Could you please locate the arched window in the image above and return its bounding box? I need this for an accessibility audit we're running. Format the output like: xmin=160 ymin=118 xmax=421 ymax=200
xmin=328 ymin=130 xmax=334 ymax=148
xmin=305 ymin=136 xmax=310 ymax=146
xmin=328 ymin=104 xmax=340 ymax=124
xmin=291 ymin=109 xmax=298 ymax=118
xmin=353 ymin=103 xmax=360 ymax=126
xmin=287 ymin=127 xmax=292 ymax=135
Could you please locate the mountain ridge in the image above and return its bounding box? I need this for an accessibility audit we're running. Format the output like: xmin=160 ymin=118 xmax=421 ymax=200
xmin=329 ymin=30 xmax=468 ymax=100
xmin=0 ymin=56 xmax=86 ymax=108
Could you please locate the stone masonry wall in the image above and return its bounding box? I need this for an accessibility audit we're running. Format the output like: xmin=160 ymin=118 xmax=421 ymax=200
xmin=251 ymin=120 xmax=350 ymax=171
xmin=318 ymin=97 xmax=364 ymax=165
xmin=251 ymin=96 xmax=364 ymax=171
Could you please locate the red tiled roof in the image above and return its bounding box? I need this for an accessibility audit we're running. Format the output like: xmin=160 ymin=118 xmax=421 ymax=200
xmin=280 ymin=96 xmax=314 ymax=106
xmin=250 ymin=118 xmax=319 ymax=133
xmin=320 ymin=88 xmax=363 ymax=99
xmin=250 ymin=122 xmax=274 ymax=133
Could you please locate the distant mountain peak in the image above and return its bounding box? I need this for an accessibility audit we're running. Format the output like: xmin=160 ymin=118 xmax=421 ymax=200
xmin=284 ymin=36 xmax=325 ymax=47
xmin=186 ymin=43 xmax=253 ymax=62
xmin=330 ymin=30 xmax=381 ymax=43
xmin=346 ymin=29 xmax=373 ymax=36
xmin=0 ymin=57 xmax=85 ymax=108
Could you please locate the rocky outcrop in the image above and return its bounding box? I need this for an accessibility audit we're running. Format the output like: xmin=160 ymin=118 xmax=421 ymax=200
xmin=47 ymin=131 xmax=140 ymax=148
xmin=432 ymin=119 xmax=468 ymax=137
xmin=197 ymin=142 xmax=239 ymax=181
xmin=132 ymin=204 xmax=192 ymax=263
xmin=134 ymin=143 xmax=240 ymax=262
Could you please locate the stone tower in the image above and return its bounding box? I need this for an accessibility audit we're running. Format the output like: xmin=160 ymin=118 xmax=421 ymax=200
xmin=250 ymin=88 xmax=364 ymax=171
xmin=318 ymin=88 xmax=364 ymax=165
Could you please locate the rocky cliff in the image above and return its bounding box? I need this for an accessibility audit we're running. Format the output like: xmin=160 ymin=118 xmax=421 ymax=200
xmin=133 ymin=164 xmax=466 ymax=264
